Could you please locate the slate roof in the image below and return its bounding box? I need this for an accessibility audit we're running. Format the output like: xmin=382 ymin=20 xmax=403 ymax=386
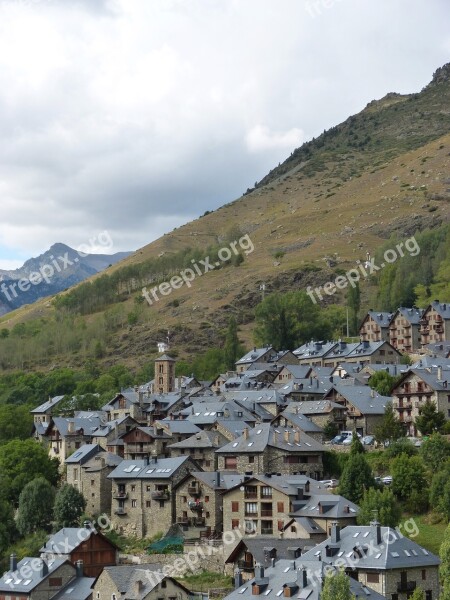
xmin=322 ymin=342 xmax=361 ymax=361
xmin=365 ymin=310 xmax=393 ymax=327
xmin=182 ymin=400 xmax=257 ymax=425
xmin=223 ymin=390 xmax=284 ymax=405
xmin=31 ymin=395 xmax=65 ymax=413
xmin=216 ymin=423 xmax=324 ymax=455
xmin=277 ymin=365 xmax=312 ymax=379
xmin=0 ymin=557 xmax=70 ymax=593
xmin=226 ymin=559 xmax=386 ymax=600
xmin=225 ymin=537 xmax=313 ymax=565
xmin=395 ymin=307 xmax=424 ymax=324
xmin=182 ymin=470 xmax=244 ymax=490
xmin=167 ymin=429 xmax=224 ymax=449
xmin=83 ymin=451 xmax=123 ymax=471
xmin=423 ymin=342 xmax=450 ymax=358
xmin=301 ymin=523 xmax=440 ymax=570
xmin=345 ymin=340 xmax=400 ymax=359
xmin=285 ymin=516 xmax=325 ymax=535
xmin=290 ymin=494 xmax=359 ymax=519
xmin=236 ymin=347 xmax=273 ymax=365
xmin=65 ymin=444 xmax=102 ymax=464
xmin=283 ymin=400 xmax=343 ymax=415
xmin=108 ymin=455 xmax=192 ymax=480
xmin=275 ymin=411 xmax=323 ymax=434
xmin=224 ymin=473 xmax=328 ymax=498
xmin=101 ymin=565 xmax=165 ymax=598
xmin=155 ymin=419 xmax=201 ymax=435
xmin=39 ymin=525 xmax=117 ymax=555
xmin=328 ymin=384 xmax=390 ymax=414
xmin=155 ymin=354 xmax=176 ymax=361
xmin=293 ymin=341 xmax=338 ymax=359
xmin=52 ymin=414 xmax=104 ymax=437
xmin=91 ymin=416 xmax=134 ymax=438
xmin=51 ymin=577 xmax=95 ymax=600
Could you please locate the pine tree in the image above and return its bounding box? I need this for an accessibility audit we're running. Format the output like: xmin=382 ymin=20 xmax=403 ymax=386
xmin=223 ymin=317 xmax=241 ymax=370
xmin=53 ymin=484 xmax=87 ymax=528
xmin=339 ymin=453 xmax=374 ymax=504
xmin=374 ymin=401 xmax=404 ymax=443
xmin=16 ymin=477 xmax=55 ymax=535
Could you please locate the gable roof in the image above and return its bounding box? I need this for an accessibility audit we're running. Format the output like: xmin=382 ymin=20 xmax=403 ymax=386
xmin=31 ymin=395 xmax=66 ymax=414
xmin=327 ymin=384 xmax=390 ymax=414
xmin=51 ymin=577 xmax=95 ymax=600
xmin=65 ymin=444 xmax=102 ymax=464
xmin=0 ymin=557 xmax=72 ymax=593
xmin=225 ymin=537 xmax=313 ymax=565
xmin=40 ymin=525 xmax=119 ymax=555
xmin=275 ymin=411 xmax=323 ymax=434
xmin=167 ymin=429 xmax=224 ymax=449
xmin=236 ymin=347 xmax=273 ymax=365
xmin=293 ymin=341 xmax=338 ymax=359
xmin=107 ymin=455 xmax=194 ymax=480
xmin=290 ymin=494 xmax=359 ymax=519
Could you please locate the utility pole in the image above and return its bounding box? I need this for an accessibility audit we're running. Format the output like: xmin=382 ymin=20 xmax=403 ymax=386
xmin=260 ymin=283 xmax=266 ymax=302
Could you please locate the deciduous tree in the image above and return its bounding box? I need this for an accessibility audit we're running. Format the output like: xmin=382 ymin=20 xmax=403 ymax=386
xmin=16 ymin=477 xmax=55 ymax=536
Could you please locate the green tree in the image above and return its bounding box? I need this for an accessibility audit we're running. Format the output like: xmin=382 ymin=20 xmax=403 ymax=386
xmin=374 ymin=401 xmax=404 ymax=443
xmin=420 ymin=433 xmax=450 ymax=472
xmin=321 ymin=569 xmax=353 ymax=600
xmin=409 ymin=589 xmax=425 ymax=600
xmin=347 ymin=282 xmax=361 ymax=336
xmin=16 ymin=477 xmax=55 ymax=535
xmin=339 ymin=453 xmax=375 ymax=503
xmin=415 ymin=400 xmax=446 ymax=435
xmin=369 ymin=371 xmax=398 ymax=396
xmin=53 ymin=394 xmax=103 ymax=417
xmin=385 ymin=438 xmax=417 ymax=458
xmin=223 ymin=317 xmax=242 ymax=371
xmin=357 ymin=487 xmax=401 ymax=528
xmin=95 ymin=374 xmax=116 ymax=395
xmin=0 ymin=439 xmax=60 ymax=505
xmin=350 ymin=432 xmax=365 ymax=455
xmin=0 ymin=405 xmax=33 ymax=444
xmin=391 ymin=454 xmax=428 ymax=512
xmin=440 ymin=523 xmax=450 ymax=595
xmin=53 ymin=484 xmax=86 ymax=528
xmin=0 ymin=499 xmax=16 ymax=554
xmin=323 ymin=420 xmax=339 ymax=440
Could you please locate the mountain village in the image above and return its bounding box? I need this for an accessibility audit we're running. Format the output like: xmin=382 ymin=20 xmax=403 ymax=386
xmin=1 ymin=301 xmax=449 ymax=600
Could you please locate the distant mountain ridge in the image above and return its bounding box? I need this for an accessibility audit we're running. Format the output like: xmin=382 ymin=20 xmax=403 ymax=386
xmin=0 ymin=243 xmax=131 ymax=315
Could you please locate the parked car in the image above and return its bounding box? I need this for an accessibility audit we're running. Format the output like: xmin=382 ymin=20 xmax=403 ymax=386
xmin=382 ymin=476 xmax=393 ymax=485
xmin=414 ymin=439 xmax=423 ymax=447
xmin=342 ymin=437 xmax=353 ymax=445
xmin=320 ymin=479 xmax=339 ymax=489
xmin=362 ymin=435 xmax=375 ymax=445
xmin=331 ymin=435 xmax=346 ymax=444
xmin=341 ymin=431 xmax=362 ymax=439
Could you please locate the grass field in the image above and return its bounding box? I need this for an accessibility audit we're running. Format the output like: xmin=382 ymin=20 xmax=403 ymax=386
xmin=404 ymin=514 xmax=448 ymax=555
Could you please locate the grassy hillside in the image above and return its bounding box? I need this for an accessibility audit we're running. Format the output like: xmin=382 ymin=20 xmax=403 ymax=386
xmin=0 ymin=65 xmax=449 ymax=372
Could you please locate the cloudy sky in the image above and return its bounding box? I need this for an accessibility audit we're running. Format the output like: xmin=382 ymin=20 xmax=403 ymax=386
xmin=0 ymin=0 xmax=448 ymax=268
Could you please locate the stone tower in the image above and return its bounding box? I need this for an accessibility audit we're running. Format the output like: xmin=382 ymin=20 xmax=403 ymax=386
xmin=154 ymin=354 xmax=176 ymax=393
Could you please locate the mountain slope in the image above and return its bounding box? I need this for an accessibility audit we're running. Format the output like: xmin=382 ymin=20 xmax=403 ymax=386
xmin=0 ymin=63 xmax=449 ymax=370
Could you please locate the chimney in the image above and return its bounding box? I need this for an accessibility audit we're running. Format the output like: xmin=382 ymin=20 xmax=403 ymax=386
xmin=284 ymin=430 xmax=290 ymax=443
xmin=68 ymin=420 xmax=75 ymax=434
xmin=344 ymin=505 xmax=350 ymax=514
xmin=330 ymin=522 xmax=340 ymax=544
xmin=273 ymin=431 xmax=278 ymax=444
xmin=438 ymin=366 xmax=443 ymax=381
xmin=76 ymin=560 xmax=84 ymax=578
xmin=138 ymin=391 xmax=144 ymax=407
xmin=40 ymin=559 xmax=49 ymax=578
xmin=234 ymin=569 xmax=243 ymax=589
xmin=10 ymin=554 xmax=17 ymax=572
xmin=271 ymin=557 xmax=276 ymax=568
xmin=372 ymin=520 xmax=382 ymax=545
xmin=143 ymin=456 xmax=149 ymax=466
xmin=255 ymin=564 xmax=265 ymax=580
xmin=216 ymin=471 xmax=221 ymax=488
xmin=243 ymin=427 xmax=249 ymax=440
xmin=83 ymin=520 xmax=92 ymax=529
xmin=298 ymin=567 xmax=308 ymax=588
xmin=297 ymin=487 xmax=304 ymax=500
xmin=294 ymin=430 xmax=300 ymax=444
xmin=134 ymin=580 xmax=144 ymax=595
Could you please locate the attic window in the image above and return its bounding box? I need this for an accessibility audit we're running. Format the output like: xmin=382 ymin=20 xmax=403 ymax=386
xmin=284 ymin=567 xmax=290 ymax=573
xmin=353 ymin=532 xmax=360 ymax=538
xmin=390 ymin=552 xmax=400 ymax=558
xmin=146 ymin=469 xmax=154 ymax=474
xmin=238 ymin=588 xmax=247 ymax=594
xmin=375 ymin=553 xmax=382 ymax=559
xmin=133 ymin=467 xmax=140 ymax=472
xmin=248 ymin=442 xmax=254 ymax=447
xmin=232 ymin=442 xmax=239 ymax=447
xmin=404 ymin=550 xmax=411 ymax=556
xmin=264 ymin=590 xmax=272 ymax=596
xmin=256 ymin=430 xmax=262 ymax=435
xmin=276 ymin=591 xmax=283 ymax=597
xmin=422 ymin=549 xmax=429 ymax=556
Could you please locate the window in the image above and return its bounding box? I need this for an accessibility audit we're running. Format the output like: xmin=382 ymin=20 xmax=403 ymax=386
xmin=367 ymin=573 xmax=379 ymax=584
xmin=183 ymin=496 xmax=187 ymax=503
xmin=159 ymin=377 xmax=164 ymax=384
xmin=232 ymin=501 xmax=239 ymax=512
xmin=245 ymin=502 xmax=258 ymax=515
xmin=425 ymin=592 xmax=432 ymax=600
xmin=261 ymin=486 xmax=272 ymax=497
xmin=391 ymin=595 xmax=398 ymax=600
xmin=146 ymin=500 xmax=151 ymax=508
xmin=205 ymin=460 xmax=211 ymax=467
xmin=277 ymin=502 xmax=284 ymax=513
xmin=91 ymin=480 xmax=95 ymax=486
xmin=131 ymin=499 xmax=137 ymax=507
xmin=159 ymin=364 xmax=164 ymax=373
xmin=291 ymin=526 xmax=296 ymax=533
xmin=205 ymin=496 xmax=209 ymax=503
xmin=249 ymin=456 xmax=255 ymax=464
xmin=96 ymin=594 xmax=100 ymax=599
xmin=131 ymin=485 xmax=136 ymax=492
xmin=161 ymin=581 xmax=167 ymax=589
xmin=147 ymin=485 xmax=151 ymax=491
xmin=206 ymin=511 xmax=210 ymax=518
xmin=278 ymin=521 xmax=284 ymax=531
xmin=422 ymin=570 xmax=427 ymax=581
xmin=91 ymin=493 xmax=95 ymax=497
xmin=225 ymin=456 xmax=237 ymax=469
xmin=232 ymin=519 xmax=240 ymax=529
xmin=73 ymin=468 xmax=78 ymax=479
xmin=49 ymin=578 xmax=63 ymax=587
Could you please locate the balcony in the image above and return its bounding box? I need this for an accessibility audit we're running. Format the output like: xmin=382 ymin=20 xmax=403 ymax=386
xmin=397 ymin=404 xmax=412 ymax=411
xmin=261 ymin=528 xmax=273 ymax=535
xmin=115 ymin=508 xmax=127 ymax=516
xmin=244 ymin=489 xmax=258 ymax=499
xmin=188 ymin=500 xmax=203 ymax=511
xmin=151 ymin=490 xmax=170 ymax=500
xmin=113 ymin=491 xmax=128 ymax=499
xmin=245 ymin=511 xmax=258 ymax=517
xmin=260 ymin=510 xmax=273 ymax=517
xmin=397 ymin=582 xmax=416 ymax=593
xmin=188 ymin=485 xmax=201 ymax=496
xmin=237 ymin=560 xmax=254 ymax=572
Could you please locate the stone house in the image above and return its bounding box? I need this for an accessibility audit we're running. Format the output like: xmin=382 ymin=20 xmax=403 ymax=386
xmin=236 ymin=347 xmax=274 ymax=372
xmin=121 ymin=426 xmax=172 ymax=460
xmin=359 ymin=310 xmax=393 ymax=343
xmin=221 ymin=474 xmax=327 ymax=538
xmin=173 ymin=471 xmax=243 ymax=538
xmin=389 ymin=307 xmax=423 ymax=353
xmin=0 ymin=556 xmax=83 ymax=600
xmin=39 ymin=524 xmax=119 ymax=577
xmin=91 ymin=417 xmax=138 ymax=450
xmin=420 ymin=301 xmax=450 ymax=346
xmin=31 ymin=395 xmax=65 ymax=430
xmin=108 ymin=455 xmax=199 ymax=538
xmin=47 ymin=413 xmax=105 ymax=465
xmin=167 ymin=430 xmax=228 ymax=470
xmin=216 ymin=423 xmax=324 ymax=479
xmin=282 ymin=401 xmax=346 ymax=431
xmin=270 ymin=411 xmax=324 ymax=443
xmin=93 ymin=565 xmax=192 ymax=600
xmin=323 ymin=384 xmax=390 ymax=436
xmin=293 ymin=341 xmax=339 ymax=366
xmin=273 ymin=365 xmax=312 ymax=385
xmin=300 ymin=522 xmax=440 ymax=600
xmin=66 ymin=445 xmax=122 ymax=516
xmin=391 ymin=366 xmax=450 ymax=435
xmin=152 ymin=419 xmax=201 ymax=443
xmin=342 ymin=341 xmax=401 ymax=366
